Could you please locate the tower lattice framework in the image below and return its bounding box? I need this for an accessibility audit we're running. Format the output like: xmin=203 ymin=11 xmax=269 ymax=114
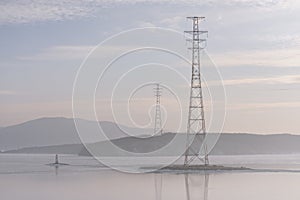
xmin=154 ymin=83 xmax=162 ymax=135
xmin=184 ymin=16 xmax=209 ymax=166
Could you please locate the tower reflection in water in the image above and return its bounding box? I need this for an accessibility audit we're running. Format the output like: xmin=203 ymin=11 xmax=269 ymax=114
xmin=184 ymin=173 xmax=209 ymax=200
xmin=154 ymin=173 xmax=209 ymax=200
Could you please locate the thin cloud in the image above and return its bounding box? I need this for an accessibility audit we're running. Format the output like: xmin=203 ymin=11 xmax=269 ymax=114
xmin=0 ymin=0 xmax=95 ymax=24
xmin=18 ymin=45 xmax=95 ymax=61
xmin=209 ymin=74 xmax=300 ymax=86
xmin=17 ymin=44 xmax=144 ymax=61
xmin=212 ymin=47 xmax=300 ymax=68
xmin=0 ymin=0 xmax=289 ymax=25
xmin=228 ymin=101 xmax=300 ymax=110
xmin=0 ymin=90 xmax=20 ymax=95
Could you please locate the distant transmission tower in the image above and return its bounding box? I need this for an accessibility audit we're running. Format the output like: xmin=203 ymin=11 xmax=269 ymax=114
xmin=184 ymin=16 xmax=209 ymax=166
xmin=154 ymin=83 xmax=163 ymax=135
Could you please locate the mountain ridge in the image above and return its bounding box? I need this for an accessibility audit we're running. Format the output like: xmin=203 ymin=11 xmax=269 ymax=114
xmin=0 ymin=117 xmax=151 ymax=151
xmin=1 ymin=117 xmax=300 ymax=155
xmin=4 ymin=132 xmax=300 ymax=156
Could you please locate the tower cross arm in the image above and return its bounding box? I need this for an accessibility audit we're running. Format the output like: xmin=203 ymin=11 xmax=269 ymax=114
xmin=187 ymin=16 xmax=205 ymax=20
xmin=184 ymin=31 xmax=208 ymax=34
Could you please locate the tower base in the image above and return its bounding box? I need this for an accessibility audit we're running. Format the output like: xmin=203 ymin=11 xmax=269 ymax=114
xmin=161 ymin=164 xmax=250 ymax=171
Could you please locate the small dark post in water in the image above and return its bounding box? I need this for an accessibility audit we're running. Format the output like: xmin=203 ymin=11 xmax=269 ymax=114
xmin=55 ymin=154 xmax=59 ymax=164
xmin=46 ymin=154 xmax=68 ymax=167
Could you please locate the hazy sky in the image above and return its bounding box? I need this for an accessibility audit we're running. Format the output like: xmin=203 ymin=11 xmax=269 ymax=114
xmin=0 ymin=0 xmax=300 ymax=134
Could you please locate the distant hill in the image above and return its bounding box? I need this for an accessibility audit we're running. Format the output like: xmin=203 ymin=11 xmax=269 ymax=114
xmin=78 ymin=133 xmax=300 ymax=156
xmin=5 ymin=132 xmax=300 ymax=156
xmin=5 ymin=143 xmax=83 ymax=154
xmin=0 ymin=117 xmax=151 ymax=151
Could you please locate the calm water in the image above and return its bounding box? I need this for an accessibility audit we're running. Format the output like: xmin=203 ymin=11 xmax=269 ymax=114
xmin=1 ymin=154 xmax=300 ymax=200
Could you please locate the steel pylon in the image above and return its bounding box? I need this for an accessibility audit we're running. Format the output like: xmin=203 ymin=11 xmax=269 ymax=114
xmin=154 ymin=83 xmax=163 ymax=135
xmin=184 ymin=16 xmax=209 ymax=166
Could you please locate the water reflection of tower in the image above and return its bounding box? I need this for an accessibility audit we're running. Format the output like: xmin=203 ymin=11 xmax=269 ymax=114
xmin=154 ymin=174 xmax=163 ymax=200
xmin=185 ymin=173 xmax=209 ymax=200
xmin=154 ymin=173 xmax=209 ymax=200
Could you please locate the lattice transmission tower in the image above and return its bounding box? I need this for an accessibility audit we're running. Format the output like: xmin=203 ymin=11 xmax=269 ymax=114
xmin=153 ymin=83 xmax=163 ymax=135
xmin=184 ymin=16 xmax=209 ymax=166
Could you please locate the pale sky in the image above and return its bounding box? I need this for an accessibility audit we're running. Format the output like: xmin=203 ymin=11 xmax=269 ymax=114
xmin=0 ymin=0 xmax=300 ymax=134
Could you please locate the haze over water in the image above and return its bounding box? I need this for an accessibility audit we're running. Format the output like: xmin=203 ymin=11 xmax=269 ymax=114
xmin=1 ymin=154 xmax=300 ymax=200
xmin=1 ymin=0 xmax=300 ymax=200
